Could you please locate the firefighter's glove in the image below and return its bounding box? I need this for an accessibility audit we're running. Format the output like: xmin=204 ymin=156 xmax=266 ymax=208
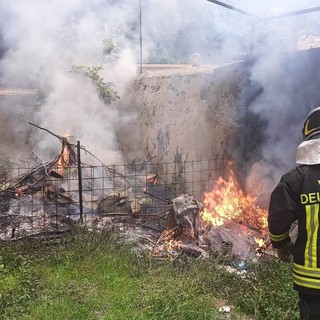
xmin=276 ymin=243 xmax=293 ymax=263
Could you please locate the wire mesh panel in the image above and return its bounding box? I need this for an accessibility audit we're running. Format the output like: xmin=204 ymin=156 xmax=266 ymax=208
xmin=0 ymin=157 xmax=226 ymax=240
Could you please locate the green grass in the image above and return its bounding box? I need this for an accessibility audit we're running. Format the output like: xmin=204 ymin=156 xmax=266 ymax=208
xmin=0 ymin=228 xmax=299 ymax=320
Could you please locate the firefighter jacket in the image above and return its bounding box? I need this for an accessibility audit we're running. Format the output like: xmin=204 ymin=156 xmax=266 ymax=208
xmin=268 ymin=164 xmax=320 ymax=296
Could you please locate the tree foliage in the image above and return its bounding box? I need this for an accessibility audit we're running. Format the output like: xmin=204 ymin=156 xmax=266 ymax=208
xmin=71 ymin=65 xmax=119 ymax=105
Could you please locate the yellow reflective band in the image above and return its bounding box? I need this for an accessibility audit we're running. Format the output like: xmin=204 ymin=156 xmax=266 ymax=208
xmin=304 ymin=118 xmax=320 ymax=137
xmin=293 ymin=263 xmax=320 ymax=279
xmin=304 ymin=119 xmax=311 ymax=136
xmin=304 ymin=204 xmax=319 ymax=268
xmin=294 ymin=274 xmax=320 ymax=290
xmin=269 ymin=231 xmax=289 ymax=242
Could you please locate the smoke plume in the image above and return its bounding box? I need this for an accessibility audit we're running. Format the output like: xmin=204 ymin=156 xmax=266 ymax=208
xmin=1 ymin=0 xmax=320 ymax=199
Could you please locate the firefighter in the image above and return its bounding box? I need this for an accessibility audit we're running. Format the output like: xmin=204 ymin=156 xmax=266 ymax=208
xmin=268 ymin=106 xmax=320 ymax=320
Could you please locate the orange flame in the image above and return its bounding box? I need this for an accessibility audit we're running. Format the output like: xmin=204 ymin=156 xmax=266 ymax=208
xmin=201 ymin=161 xmax=268 ymax=231
xmin=57 ymin=144 xmax=70 ymax=175
xmin=57 ymin=131 xmax=72 ymax=175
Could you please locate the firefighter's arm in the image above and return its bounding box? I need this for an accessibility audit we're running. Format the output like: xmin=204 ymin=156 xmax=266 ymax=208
xmin=268 ymin=177 xmax=298 ymax=260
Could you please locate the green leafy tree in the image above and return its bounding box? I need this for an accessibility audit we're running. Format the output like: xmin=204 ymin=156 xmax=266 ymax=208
xmin=71 ymin=65 xmax=119 ymax=105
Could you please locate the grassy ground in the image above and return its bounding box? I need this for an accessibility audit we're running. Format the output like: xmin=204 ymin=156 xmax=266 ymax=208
xmin=0 ymin=228 xmax=299 ymax=320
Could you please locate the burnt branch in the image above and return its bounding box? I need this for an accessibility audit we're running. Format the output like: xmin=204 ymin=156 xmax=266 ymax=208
xmin=28 ymin=122 xmax=69 ymax=144
xmin=29 ymin=122 xmax=77 ymax=167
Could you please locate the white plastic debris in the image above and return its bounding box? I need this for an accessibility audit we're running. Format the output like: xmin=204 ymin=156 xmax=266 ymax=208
xmin=218 ymin=306 xmax=231 ymax=313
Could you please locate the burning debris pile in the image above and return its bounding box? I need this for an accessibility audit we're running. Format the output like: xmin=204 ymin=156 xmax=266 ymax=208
xmin=0 ymin=126 xmax=271 ymax=262
xmin=0 ymin=124 xmax=173 ymax=241
xmin=150 ymin=162 xmax=270 ymax=261
xmin=198 ymin=161 xmax=269 ymax=260
xmin=0 ymin=124 xmax=79 ymax=239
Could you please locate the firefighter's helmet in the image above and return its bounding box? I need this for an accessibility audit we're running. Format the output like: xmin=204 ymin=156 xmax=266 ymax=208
xmin=302 ymin=106 xmax=320 ymax=141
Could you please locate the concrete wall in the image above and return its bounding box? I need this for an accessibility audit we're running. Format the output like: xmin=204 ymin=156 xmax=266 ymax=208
xmin=134 ymin=63 xmax=247 ymax=163
xmin=129 ymin=62 xmax=248 ymax=193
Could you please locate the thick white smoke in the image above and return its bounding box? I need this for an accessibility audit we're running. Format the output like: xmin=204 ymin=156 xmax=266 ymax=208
xmin=0 ymin=0 xmax=247 ymax=163
xmin=0 ymin=0 xmax=140 ymax=163
xmin=1 ymin=0 xmax=320 ymax=192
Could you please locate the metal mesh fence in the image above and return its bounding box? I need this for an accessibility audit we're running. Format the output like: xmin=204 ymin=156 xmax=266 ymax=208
xmin=0 ymin=157 xmax=226 ymax=240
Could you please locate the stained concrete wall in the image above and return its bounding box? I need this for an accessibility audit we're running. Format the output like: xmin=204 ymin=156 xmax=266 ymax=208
xmin=127 ymin=62 xmax=248 ymax=194
xmin=122 ymin=62 xmax=248 ymax=194
xmin=134 ymin=63 xmax=247 ymax=163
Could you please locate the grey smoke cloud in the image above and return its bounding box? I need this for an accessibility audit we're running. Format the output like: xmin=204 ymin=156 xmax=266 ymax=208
xmin=0 ymin=0 xmax=320 ymax=182
xmin=0 ymin=0 xmax=140 ymax=163
xmin=241 ymin=1 xmax=320 ymax=205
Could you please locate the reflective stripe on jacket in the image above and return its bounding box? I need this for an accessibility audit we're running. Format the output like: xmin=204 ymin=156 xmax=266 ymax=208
xmin=268 ymin=164 xmax=320 ymax=295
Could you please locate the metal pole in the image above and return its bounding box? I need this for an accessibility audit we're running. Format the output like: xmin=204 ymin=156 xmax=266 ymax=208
xmin=260 ymin=6 xmax=320 ymax=21
xmin=206 ymin=0 xmax=256 ymax=18
xmin=139 ymin=0 xmax=143 ymax=73
xmin=77 ymin=141 xmax=84 ymax=223
xmin=207 ymin=0 xmax=320 ymax=21
xmin=206 ymin=0 xmax=320 ymax=56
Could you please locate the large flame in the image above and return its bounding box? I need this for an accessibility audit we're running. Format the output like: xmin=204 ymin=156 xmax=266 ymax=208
xmin=201 ymin=161 xmax=268 ymax=231
xmin=57 ymin=131 xmax=72 ymax=175
xmin=57 ymin=143 xmax=70 ymax=175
